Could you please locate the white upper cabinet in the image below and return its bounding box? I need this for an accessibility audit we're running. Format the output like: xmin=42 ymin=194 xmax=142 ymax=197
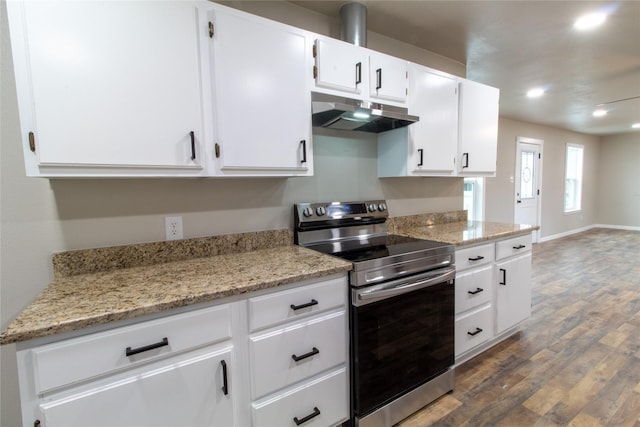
xmin=457 ymin=79 xmax=500 ymax=176
xmin=368 ymin=52 xmax=408 ymax=103
xmin=313 ymin=38 xmax=368 ymax=96
xmin=207 ymin=5 xmax=313 ymax=176
xmin=8 ymin=1 xmax=207 ymax=177
xmin=378 ymin=64 xmax=457 ymax=177
xmin=313 ymin=37 xmax=408 ymax=107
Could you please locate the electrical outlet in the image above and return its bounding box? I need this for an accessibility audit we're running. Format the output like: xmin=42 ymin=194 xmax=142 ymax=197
xmin=165 ymin=216 xmax=183 ymax=241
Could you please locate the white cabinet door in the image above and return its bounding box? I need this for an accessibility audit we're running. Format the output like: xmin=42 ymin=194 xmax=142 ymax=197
xmin=369 ymin=53 xmax=408 ymax=103
xmin=37 ymin=346 xmax=234 ymax=427
xmin=313 ymin=39 xmax=368 ymax=95
xmin=457 ymin=79 xmax=500 ymax=175
xmin=209 ymin=7 xmax=312 ymax=175
xmin=496 ymin=253 xmax=532 ymax=334
xmin=377 ymin=65 xmax=458 ymax=177
xmin=9 ymin=1 xmax=205 ymax=177
xmin=408 ymin=65 xmax=458 ymax=175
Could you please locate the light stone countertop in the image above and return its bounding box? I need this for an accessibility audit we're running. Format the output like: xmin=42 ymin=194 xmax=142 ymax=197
xmin=395 ymin=220 xmax=539 ymax=247
xmin=0 ymin=245 xmax=351 ymax=345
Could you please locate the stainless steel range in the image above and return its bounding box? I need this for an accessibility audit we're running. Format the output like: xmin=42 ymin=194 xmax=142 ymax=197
xmin=294 ymin=200 xmax=456 ymax=427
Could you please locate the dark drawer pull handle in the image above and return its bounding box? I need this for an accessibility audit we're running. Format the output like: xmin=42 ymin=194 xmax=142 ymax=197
xmin=468 ymin=287 xmax=484 ymax=295
xmin=125 ymin=337 xmax=168 ymax=357
xmin=355 ymin=62 xmax=362 ymax=84
xmin=468 ymin=256 xmax=484 ymax=261
xmin=462 ymin=152 xmax=469 ymax=168
xmin=294 ymin=407 xmax=321 ymax=425
xmin=189 ymin=131 xmax=196 ymax=160
xmin=292 ymin=347 xmax=319 ymax=362
xmin=300 ymin=140 xmax=307 ymax=164
xmin=220 ymin=360 xmax=229 ymax=395
xmin=513 ymin=244 xmax=526 ymax=250
xmin=290 ymin=299 xmax=318 ymax=311
xmin=468 ymin=327 xmax=483 ymax=336
xmin=376 ymin=68 xmax=382 ymax=90
xmin=499 ymin=268 xmax=507 ymax=285
xmin=417 ymin=148 xmax=424 ymax=166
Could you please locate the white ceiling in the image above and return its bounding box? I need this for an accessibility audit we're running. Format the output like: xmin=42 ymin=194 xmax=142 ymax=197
xmin=291 ymin=1 xmax=640 ymax=136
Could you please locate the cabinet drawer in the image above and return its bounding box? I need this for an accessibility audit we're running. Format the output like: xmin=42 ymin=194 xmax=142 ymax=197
xmin=248 ymin=276 xmax=347 ymax=331
xmin=456 ymin=243 xmax=494 ymax=271
xmin=455 ymin=305 xmax=493 ymax=357
xmin=32 ymin=305 xmax=231 ymax=393
xmin=455 ymin=266 xmax=493 ymax=314
xmin=252 ymin=367 xmax=348 ymax=427
xmin=250 ymin=310 xmax=347 ymax=399
xmin=496 ymin=234 xmax=532 ymax=260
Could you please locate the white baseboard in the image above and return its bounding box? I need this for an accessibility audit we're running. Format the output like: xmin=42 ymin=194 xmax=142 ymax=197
xmin=539 ymin=224 xmax=640 ymax=242
xmin=593 ymin=224 xmax=640 ymax=231
xmin=539 ymin=225 xmax=595 ymax=242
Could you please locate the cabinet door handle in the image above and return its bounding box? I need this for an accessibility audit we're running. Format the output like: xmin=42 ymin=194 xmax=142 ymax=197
xmin=417 ymin=148 xmax=424 ymax=166
xmin=292 ymin=347 xmax=319 ymax=362
xmin=467 ymin=327 xmax=483 ymax=336
xmin=220 ymin=360 xmax=229 ymax=395
xmin=513 ymin=244 xmax=526 ymax=250
xmin=290 ymin=299 xmax=318 ymax=311
xmin=125 ymin=337 xmax=169 ymax=357
xmin=468 ymin=255 xmax=484 ymax=261
xmin=355 ymin=62 xmax=362 ymax=85
xmin=293 ymin=407 xmax=321 ymax=425
xmin=300 ymin=140 xmax=307 ymax=164
xmin=189 ymin=131 xmax=196 ymax=161
xmin=462 ymin=152 xmax=469 ymax=168
xmin=499 ymin=268 xmax=507 ymax=285
xmin=468 ymin=287 xmax=484 ymax=295
xmin=375 ymin=68 xmax=382 ymax=90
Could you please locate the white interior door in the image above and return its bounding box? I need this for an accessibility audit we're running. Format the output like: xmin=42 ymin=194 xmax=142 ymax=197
xmin=514 ymin=137 xmax=543 ymax=242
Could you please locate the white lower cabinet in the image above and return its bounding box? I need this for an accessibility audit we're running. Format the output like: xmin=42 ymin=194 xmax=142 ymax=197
xmin=37 ymin=346 xmax=234 ymax=427
xmin=252 ymin=367 xmax=348 ymax=427
xmin=496 ymin=252 xmax=532 ymax=334
xmin=248 ymin=276 xmax=349 ymax=427
xmin=454 ymin=234 xmax=532 ymax=364
xmin=16 ymin=275 xmax=348 ymax=427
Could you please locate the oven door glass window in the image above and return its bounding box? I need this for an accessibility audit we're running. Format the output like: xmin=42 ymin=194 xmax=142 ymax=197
xmin=351 ymin=280 xmax=454 ymax=416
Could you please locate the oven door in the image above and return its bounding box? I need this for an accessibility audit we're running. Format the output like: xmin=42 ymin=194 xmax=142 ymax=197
xmin=350 ymin=267 xmax=455 ymax=419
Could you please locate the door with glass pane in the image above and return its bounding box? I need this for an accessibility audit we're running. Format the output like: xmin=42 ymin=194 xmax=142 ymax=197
xmin=515 ymin=138 xmax=543 ymax=242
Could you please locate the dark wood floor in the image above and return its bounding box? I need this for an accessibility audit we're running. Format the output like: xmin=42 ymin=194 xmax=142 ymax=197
xmin=397 ymin=228 xmax=640 ymax=426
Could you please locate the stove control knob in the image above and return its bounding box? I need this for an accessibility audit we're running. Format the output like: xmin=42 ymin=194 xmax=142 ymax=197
xmin=302 ymin=207 xmax=314 ymax=217
xmin=368 ymin=204 xmax=377 ymax=212
xmin=378 ymin=203 xmax=387 ymax=212
xmin=316 ymin=206 xmax=326 ymax=216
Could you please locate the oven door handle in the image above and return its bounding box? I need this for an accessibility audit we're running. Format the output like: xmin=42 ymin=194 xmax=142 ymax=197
xmin=356 ymin=267 xmax=456 ymax=302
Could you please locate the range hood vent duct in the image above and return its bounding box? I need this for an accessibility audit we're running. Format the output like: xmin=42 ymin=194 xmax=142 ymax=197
xmin=340 ymin=2 xmax=367 ymax=47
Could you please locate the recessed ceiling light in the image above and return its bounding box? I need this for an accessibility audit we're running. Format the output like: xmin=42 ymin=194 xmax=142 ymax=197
xmin=574 ymin=12 xmax=607 ymax=30
xmin=527 ymin=88 xmax=545 ymax=98
xmin=593 ymin=109 xmax=607 ymax=117
xmin=632 ymin=123 xmax=640 ymax=129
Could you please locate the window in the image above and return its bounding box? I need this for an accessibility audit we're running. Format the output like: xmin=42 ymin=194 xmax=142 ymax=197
xmin=564 ymin=143 xmax=583 ymax=212
xmin=463 ymin=177 xmax=484 ymax=221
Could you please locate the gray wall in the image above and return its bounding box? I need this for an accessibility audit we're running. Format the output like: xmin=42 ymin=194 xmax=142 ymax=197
xmin=485 ymin=117 xmax=602 ymax=238
xmin=597 ymin=133 xmax=640 ymax=227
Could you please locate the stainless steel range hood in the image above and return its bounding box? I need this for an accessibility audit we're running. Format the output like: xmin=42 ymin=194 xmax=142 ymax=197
xmin=312 ymin=93 xmax=419 ymax=133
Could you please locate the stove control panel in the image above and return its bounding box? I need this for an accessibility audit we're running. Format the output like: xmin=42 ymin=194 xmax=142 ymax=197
xmin=295 ymin=200 xmax=388 ymax=224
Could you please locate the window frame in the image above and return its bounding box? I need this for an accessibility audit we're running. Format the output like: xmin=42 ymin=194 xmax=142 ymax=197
xmin=563 ymin=143 xmax=584 ymax=214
